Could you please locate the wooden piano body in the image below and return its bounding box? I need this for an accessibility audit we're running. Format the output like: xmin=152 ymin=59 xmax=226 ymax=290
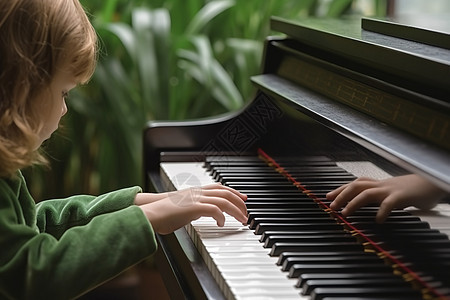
xmin=144 ymin=17 xmax=450 ymax=300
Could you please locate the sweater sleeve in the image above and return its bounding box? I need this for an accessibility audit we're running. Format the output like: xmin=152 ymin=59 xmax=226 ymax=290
xmin=35 ymin=186 xmax=143 ymax=239
xmin=0 ymin=174 xmax=158 ymax=300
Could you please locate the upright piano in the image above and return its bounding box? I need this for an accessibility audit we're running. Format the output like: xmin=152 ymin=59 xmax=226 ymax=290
xmin=143 ymin=16 xmax=450 ymax=300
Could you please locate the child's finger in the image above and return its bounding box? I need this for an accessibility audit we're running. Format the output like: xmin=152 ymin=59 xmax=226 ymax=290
xmin=197 ymin=196 xmax=248 ymax=224
xmin=201 ymin=188 xmax=247 ymax=215
xmin=202 ymin=183 xmax=247 ymax=201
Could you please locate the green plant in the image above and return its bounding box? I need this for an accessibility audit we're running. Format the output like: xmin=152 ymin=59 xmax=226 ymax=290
xmin=24 ymin=0 xmax=386 ymax=199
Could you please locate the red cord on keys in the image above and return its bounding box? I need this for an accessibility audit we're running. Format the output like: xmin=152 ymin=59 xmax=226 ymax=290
xmin=257 ymin=148 xmax=448 ymax=300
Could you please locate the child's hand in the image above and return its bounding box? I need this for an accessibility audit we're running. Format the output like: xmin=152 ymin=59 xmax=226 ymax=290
xmin=137 ymin=183 xmax=247 ymax=235
xmin=327 ymin=174 xmax=446 ymax=223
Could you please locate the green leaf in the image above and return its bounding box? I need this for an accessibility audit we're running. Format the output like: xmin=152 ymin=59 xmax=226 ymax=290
xmin=103 ymin=23 xmax=137 ymax=64
xmin=185 ymin=0 xmax=235 ymax=35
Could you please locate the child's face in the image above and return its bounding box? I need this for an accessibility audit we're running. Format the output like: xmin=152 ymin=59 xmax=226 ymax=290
xmin=35 ymin=67 xmax=77 ymax=149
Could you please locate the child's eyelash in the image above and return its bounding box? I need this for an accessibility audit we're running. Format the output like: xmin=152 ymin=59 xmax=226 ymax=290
xmin=62 ymin=91 xmax=69 ymax=99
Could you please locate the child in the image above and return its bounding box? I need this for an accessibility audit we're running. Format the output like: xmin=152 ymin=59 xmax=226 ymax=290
xmin=328 ymin=174 xmax=448 ymax=223
xmin=0 ymin=1 xmax=247 ymax=299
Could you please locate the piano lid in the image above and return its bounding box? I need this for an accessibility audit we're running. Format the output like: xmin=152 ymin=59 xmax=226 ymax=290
xmin=251 ymin=16 xmax=450 ymax=192
xmin=361 ymin=16 xmax=450 ymax=50
xmin=270 ymin=16 xmax=450 ymax=103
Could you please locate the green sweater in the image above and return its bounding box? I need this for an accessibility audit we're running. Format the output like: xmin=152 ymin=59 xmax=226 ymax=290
xmin=0 ymin=172 xmax=157 ymax=300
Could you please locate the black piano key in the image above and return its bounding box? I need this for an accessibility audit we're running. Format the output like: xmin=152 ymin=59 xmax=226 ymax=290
xmin=255 ymin=222 xmax=344 ymax=235
xmin=279 ymin=162 xmax=339 ymax=168
xmin=311 ymin=287 xmax=422 ymax=300
xmin=210 ymin=167 xmax=276 ymax=175
xmin=386 ymin=237 xmax=450 ymax=247
xmin=301 ymin=180 xmax=355 ymax=186
xmin=247 ymin=196 xmax=329 ymax=203
xmin=253 ymin=212 xmax=428 ymax=229
xmin=404 ymin=252 xmax=450 ymax=261
xmin=278 ymin=251 xmax=372 ymax=266
xmin=267 ymin=157 xmax=335 ymax=163
xmin=360 ymin=229 xmax=444 ymax=239
xmin=265 ymin=234 xmax=355 ymax=248
xmin=205 ymin=155 xmax=262 ymax=161
xmin=219 ymin=174 xmax=356 ymax=182
xmin=245 ymin=197 xmax=322 ymax=203
xmin=206 ymin=160 xmax=268 ymax=167
xmin=429 ymin=288 xmax=450 ymax=297
xmin=271 ymin=242 xmax=364 ymax=256
xmin=346 ymin=220 xmax=430 ymax=230
xmin=246 ymin=194 xmax=317 ymax=199
xmin=219 ymin=177 xmax=285 ymax=184
xmin=404 ymin=265 xmax=450 ymax=279
xmin=249 ymin=209 xmax=327 ymax=215
xmin=216 ymin=173 xmax=352 ymax=183
xmin=218 ymin=169 xmax=353 ymax=175
xmin=345 ymin=215 xmax=421 ymax=222
xmin=356 ymin=228 xmax=443 ymax=240
xmin=391 ymin=251 xmax=450 ymax=276
xmin=245 ymin=189 xmax=311 ymax=200
xmin=206 ymin=163 xmax=269 ymax=171
xmin=303 ymin=277 xmax=411 ymax=296
xmin=296 ymin=175 xmax=356 ymax=181
xmin=246 ymin=202 xmax=322 ymax=210
xmin=205 ymin=155 xmax=334 ymax=164
xmin=348 ymin=209 xmax=412 ymax=217
xmin=229 ymin=182 xmax=349 ymax=190
xmin=249 ymin=217 xmax=336 ymax=230
xmin=297 ymin=272 xmax=411 ymax=288
xmin=288 ymin=263 xmax=394 ymax=278
xmin=220 ymin=177 xmax=289 ymax=184
xmin=282 ymin=254 xmax=382 ymax=271
xmin=243 ymin=190 xmax=307 ymax=196
xmin=260 ymin=230 xmax=349 ymax=244
xmin=320 ymin=297 xmax=421 ymax=300
xmin=310 ymin=287 xmax=423 ymax=300
xmin=210 ymin=167 xmax=276 ymax=173
xmin=304 ymin=183 xmax=352 ymax=189
xmin=248 ymin=211 xmax=330 ymax=223
xmin=248 ymin=208 xmax=325 ymax=215
xmin=228 ymin=182 xmax=299 ymax=190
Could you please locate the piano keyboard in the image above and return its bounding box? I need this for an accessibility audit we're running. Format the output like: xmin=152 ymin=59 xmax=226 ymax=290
xmin=160 ymin=155 xmax=450 ymax=300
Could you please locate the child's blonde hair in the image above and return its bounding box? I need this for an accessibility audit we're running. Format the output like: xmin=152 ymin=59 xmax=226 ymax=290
xmin=0 ymin=0 xmax=97 ymax=178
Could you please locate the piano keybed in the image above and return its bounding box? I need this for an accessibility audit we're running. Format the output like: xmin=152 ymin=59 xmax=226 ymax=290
xmin=161 ymin=153 xmax=450 ymax=300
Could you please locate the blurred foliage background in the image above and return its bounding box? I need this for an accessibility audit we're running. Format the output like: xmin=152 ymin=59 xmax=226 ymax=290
xmin=24 ymin=0 xmax=388 ymax=199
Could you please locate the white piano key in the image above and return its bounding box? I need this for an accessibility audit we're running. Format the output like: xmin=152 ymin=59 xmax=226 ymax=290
xmin=336 ymin=161 xmax=392 ymax=180
xmin=162 ymin=162 xmax=305 ymax=299
xmin=406 ymin=203 xmax=450 ymax=237
xmin=224 ymin=275 xmax=299 ymax=296
xmin=197 ymin=233 xmax=260 ymax=242
xmin=195 ymin=245 xmax=269 ymax=253
xmin=220 ymin=272 xmax=294 ymax=281
xmin=231 ymin=287 xmax=300 ymax=296
xmin=235 ymin=296 xmax=303 ymax=300
xmin=227 ymin=279 xmax=297 ymax=288
xmin=212 ymin=257 xmax=280 ymax=266
xmin=209 ymin=252 xmax=270 ymax=259
xmin=217 ymin=265 xmax=289 ymax=274
xmin=161 ymin=161 xmax=216 ymax=186
xmin=201 ymin=240 xmax=267 ymax=247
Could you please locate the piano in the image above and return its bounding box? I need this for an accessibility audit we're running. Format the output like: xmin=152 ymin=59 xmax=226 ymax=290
xmin=143 ymin=16 xmax=450 ymax=300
